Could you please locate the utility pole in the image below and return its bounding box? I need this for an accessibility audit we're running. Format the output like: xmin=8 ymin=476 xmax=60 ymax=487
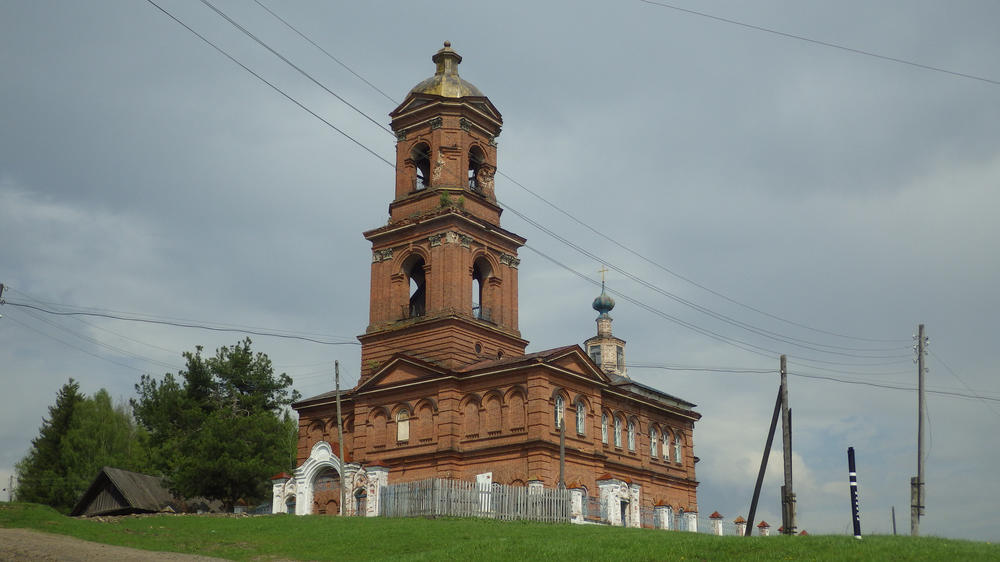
xmin=558 ymin=413 xmax=566 ymax=490
xmin=335 ymin=360 xmax=346 ymax=516
xmin=780 ymin=354 xmax=796 ymax=535
xmin=746 ymin=386 xmax=782 ymax=536
xmin=911 ymin=324 xmax=927 ymax=536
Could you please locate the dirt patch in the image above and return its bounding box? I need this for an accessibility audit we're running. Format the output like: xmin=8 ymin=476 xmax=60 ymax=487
xmin=0 ymin=528 xmax=227 ymax=561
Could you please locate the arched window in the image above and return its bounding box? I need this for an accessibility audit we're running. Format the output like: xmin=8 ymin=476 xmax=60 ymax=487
xmin=472 ymin=257 xmax=492 ymax=320
xmin=554 ymin=395 xmax=565 ymax=429
xmin=403 ymin=255 xmax=426 ymax=318
xmin=662 ymin=429 xmax=671 ymax=460
xmin=396 ymin=409 xmax=409 ymax=442
xmin=468 ymin=145 xmax=486 ymax=192
xmin=674 ymin=433 xmax=683 ymax=464
xmin=411 ymin=142 xmax=430 ymax=190
xmin=627 ymin=419 xmax=636 ymax=451
xmin=650 ymin=427 xmax=658 ymax=458
xmin=575 ymin=400 xmax=586 ymax=436
xmin=614 ymin=416 xmax=622 ymax=448
xmin=601 ymin=412 xmax=609 ymax=444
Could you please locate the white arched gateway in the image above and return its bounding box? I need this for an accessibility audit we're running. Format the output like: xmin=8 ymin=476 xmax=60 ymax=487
xmin=272 ymin=441 xmax=387 ymax=516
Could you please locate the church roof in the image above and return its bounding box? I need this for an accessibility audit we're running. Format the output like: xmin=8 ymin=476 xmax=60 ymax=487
xmin=408 ymin=41 xmax=484 ymax=98
xmin=457 ymin=344 xmax=581 ymax=372
xmin=606 ymin=372 xmax=698 ymax=410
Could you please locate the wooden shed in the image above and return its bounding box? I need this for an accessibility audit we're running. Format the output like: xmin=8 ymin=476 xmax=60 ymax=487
xmin=70 ymin=467 xmax=222 ymax=516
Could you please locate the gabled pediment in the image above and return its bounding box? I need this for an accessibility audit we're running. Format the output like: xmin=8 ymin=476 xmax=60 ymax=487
xmin=354 ymin=353 xmax=450 ymax=393
xmin=549 ymin=346 xmax=613 ymax=384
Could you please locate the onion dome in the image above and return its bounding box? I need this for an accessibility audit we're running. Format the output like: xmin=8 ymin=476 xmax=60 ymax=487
xmin=592 ymin=284 xmax=615 ymax=317
xmin=409 ymin=41 xmax=485 ymax=98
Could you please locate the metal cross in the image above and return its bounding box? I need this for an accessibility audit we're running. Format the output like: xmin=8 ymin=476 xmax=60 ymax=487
xmin=598 ymin=266 xmax=609 ymax=284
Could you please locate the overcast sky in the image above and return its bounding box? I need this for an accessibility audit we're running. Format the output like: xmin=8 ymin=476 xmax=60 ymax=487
xmin=2 ymin=0 xmax=998 ymax=540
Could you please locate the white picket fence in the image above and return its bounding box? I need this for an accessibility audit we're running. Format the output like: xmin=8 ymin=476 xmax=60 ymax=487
xmin=380 ymin=479 xmax=571 ymax=523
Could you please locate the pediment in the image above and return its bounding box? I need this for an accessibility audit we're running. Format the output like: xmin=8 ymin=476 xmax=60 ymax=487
xmin=354 ymin=354 xmax=448 ymax=392
xmin=550 ymin=348 xmax=611 ymax=383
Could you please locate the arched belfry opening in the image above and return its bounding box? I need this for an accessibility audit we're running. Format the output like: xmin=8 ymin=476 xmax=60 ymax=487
xmin=468 ymin=145 xmax=486 ymax=193
xmin=403 ymin=254 xmax=426 ymax=318
xmin=411 ymin=142 xmax=431 ymax=190
xmin=472 ymin=257 xmax=492 ymax=320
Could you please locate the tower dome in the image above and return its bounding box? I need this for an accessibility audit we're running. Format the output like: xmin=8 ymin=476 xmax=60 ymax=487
xmin=409 ymin=41 xmax=485 ymax=98
xmin=592 ymin=285 xmax=615 ymax=318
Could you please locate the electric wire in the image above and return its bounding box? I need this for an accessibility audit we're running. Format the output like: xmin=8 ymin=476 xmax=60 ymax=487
xmin=787 ymin=370 xmax=1000 ymax=402
xmin=637 ymin=0 xmax=1000 ymax=87
xmin=159 ymin=0 xmax=913 ymax=355
xmin=503 ymin=199 xmax=910 ymax=357
xmin=197 ymin=0 xmax=393 ymax=136
xmin=929 ymin=350 xmax=1000 ymax=419
xmin=144 ymin=0 xmax=395 ymax=169
xmin=140 ymin=2 xmax=955 ymax=377
xmin=4 ymin=301 xmax=361 ymax=346
xmin=241 ymin=0 xmax=910 ymax=346
xmin=251 ymin=0 xmax=398 ymax=104
xmin=7 ymin=287 xmax=358 ymax=342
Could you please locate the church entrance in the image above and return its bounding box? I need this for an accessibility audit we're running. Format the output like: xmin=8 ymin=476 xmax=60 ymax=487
xmin=355 ymin=488 xmax=368 ymax=516
xmin=620 ymin=499 xmax=629 ymax=527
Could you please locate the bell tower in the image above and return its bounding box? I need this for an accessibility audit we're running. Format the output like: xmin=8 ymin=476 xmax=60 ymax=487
xmin=358 ymin=42 xmax=528 ymax=381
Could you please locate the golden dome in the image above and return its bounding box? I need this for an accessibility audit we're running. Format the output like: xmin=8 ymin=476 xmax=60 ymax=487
xmin=409 ymin=41 xmax=484 ymax=98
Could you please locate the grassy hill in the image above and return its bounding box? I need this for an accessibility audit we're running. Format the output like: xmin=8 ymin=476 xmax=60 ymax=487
xmin=1 ymin=503 xmax=995 ymax=561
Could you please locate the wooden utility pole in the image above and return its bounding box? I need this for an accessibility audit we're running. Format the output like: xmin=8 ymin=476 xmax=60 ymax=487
xmin=746 ymin=386 xmax=782 ymax=536
xmin=911 ymin=324 xmax=926 ymax=535
xmin=335 ymin=360 xmax=346 ymax=516
xmin=558 ymin=413 xmax=566 ymax=490
xmin=780 ymin=354 xmax=796 ymax=534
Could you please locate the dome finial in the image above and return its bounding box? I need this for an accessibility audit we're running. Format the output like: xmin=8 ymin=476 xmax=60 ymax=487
xmin=592 ymin=266 xmax=615 ymax=317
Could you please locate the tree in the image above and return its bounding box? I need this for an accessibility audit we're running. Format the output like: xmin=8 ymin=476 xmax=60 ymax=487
xmin=16 ymin=380 xmax=150 ymax=513
xmin=132 ymin=338 xmax=300 ymax=508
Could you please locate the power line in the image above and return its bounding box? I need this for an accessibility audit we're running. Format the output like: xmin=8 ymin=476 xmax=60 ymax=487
xmin=193 ymin=0 xmax=911 ymax=349
xmin=251 ymin=0 xmax=399 ymax=105
xmin=929 ymin=350 xmax=1000 ymax=419
xmin=7 ymin=287 xmax=355 ymax=342
xmin=197 ymin=0 xmax=393 ymax=136
xmin=637 ymin=0 xmax=1000 ymax=87
xmin=3 ymin=301 xmax=361 ymax=346
xmin=503 ymin=199 xmax=910 ymax=357
xmin=146 ymin=0 xmax=913 ymax=360
xmin=144 ymin=0 xmax=395 ymax=169
xmin=787 ymin=370 xmax=1000 ymax=402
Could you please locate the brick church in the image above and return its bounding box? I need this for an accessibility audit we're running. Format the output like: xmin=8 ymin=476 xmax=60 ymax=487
xmin=272 ymin=43 xmax=701 ymax=527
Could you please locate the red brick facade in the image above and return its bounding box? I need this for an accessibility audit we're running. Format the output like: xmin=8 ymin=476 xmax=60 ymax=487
xmin=294 ymin=42 xmax=700 ymax=517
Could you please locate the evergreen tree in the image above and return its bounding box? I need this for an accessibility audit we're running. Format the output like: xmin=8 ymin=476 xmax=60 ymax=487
xmin=132 ymin=338 xmax=300 ymax=508
xmin=15 ymin=381 xmax=150 ymax=513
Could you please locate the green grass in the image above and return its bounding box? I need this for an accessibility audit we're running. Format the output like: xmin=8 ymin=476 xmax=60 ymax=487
xmin=1 ymin=503 xmax=996 ymax=561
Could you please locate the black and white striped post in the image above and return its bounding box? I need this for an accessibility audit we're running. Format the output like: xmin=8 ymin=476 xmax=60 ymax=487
xmin=848 ymin=447 xmax=862 ymax=539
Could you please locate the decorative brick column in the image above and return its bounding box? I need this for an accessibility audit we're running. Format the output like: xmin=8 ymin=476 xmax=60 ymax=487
xmin=628 ymin=484 xmax=641 ymax=529
xmin=568 ymin=485 xmax=585 ymax=524
xmin=710 ymin=511 xmax=723 ymax=536
xmin=270 ymin=472 xmax=290 ymax=514
xmin=653 ymin=502 xmax=671 ymax=530
xmin=684 ymin=508 xmax=698 ymax=533
xmin=365 ymin=466 xmax=389 ymax=517
xmin=596 ymin=475 xmax=620 ymax=526
xmin=527 ymin=479 xmax=544 ymax=494
xmin=733 ymin=515 xmax=747 ymax=537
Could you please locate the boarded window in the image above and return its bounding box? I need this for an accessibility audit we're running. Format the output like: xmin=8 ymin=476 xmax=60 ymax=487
xmin=485 ymin=395 xmax=501 ymax=433
xmin=418 ymin=404 xmax=434 ymax=440
xmin=464 ymin=400 xmax=480 ymax=436
xmin=372 ymin=411 xmax=387 ymax=448
xmin=396 ymin=410 xmax=409 ymax=442
xmin=508 ymin=393 xmax=525 ymax=431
